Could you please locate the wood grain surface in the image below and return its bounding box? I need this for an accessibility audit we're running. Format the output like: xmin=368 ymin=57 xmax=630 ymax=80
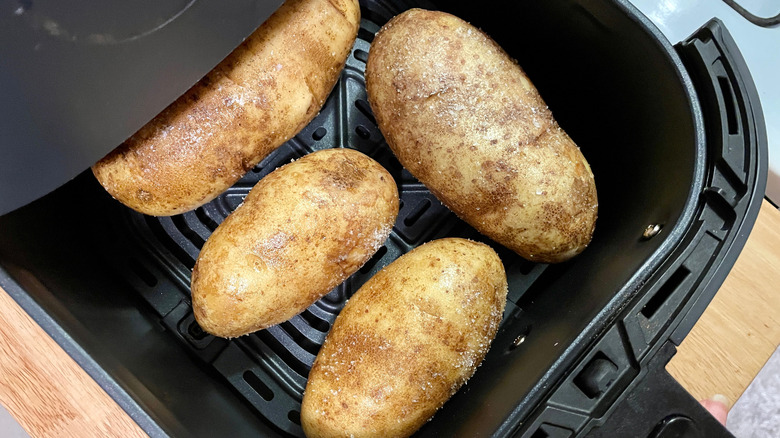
xmin=667 ymin=200 xmax=780 ymax=408
xmin=0 ymin=201 xmax=777 ymax=436
xmin=0 ymin=289 xmax=147 ymax=438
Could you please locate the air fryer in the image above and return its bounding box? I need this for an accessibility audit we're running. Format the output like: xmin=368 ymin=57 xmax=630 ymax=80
xmin=0 ymin=0 xmax=767 ymax=437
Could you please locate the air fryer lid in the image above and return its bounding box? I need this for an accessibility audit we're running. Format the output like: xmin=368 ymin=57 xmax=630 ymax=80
xmin=0 ymin=0 xmax=284 ymax=216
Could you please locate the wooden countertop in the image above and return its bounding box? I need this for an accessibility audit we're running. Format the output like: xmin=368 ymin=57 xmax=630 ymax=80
xmin=0 ymin=201 xmax=778 ymax=437
xmin=667 ymin=200 xmax=780 ymax=406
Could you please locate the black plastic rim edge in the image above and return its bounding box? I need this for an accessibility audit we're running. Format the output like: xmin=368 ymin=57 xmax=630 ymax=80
xmin=513 ymin=15 xmax=769 ymax=438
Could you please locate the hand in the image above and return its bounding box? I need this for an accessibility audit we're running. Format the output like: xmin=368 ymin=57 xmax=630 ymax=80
xmin=700 ymin=394 xmax=729 ymax=425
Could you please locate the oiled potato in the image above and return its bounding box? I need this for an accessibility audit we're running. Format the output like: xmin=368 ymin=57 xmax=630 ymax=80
xmin=191 ymin=149 xmax=398 ymax=338
xmin=301 ymin=238 xmax=508 ymax=438
xmin=366 ymin=9 xmax=597 ymax=263
xmin=92 ymin=0 xmax=361 ymax=216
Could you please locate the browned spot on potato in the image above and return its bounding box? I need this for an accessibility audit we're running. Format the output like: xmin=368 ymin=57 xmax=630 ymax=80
xmin=321 ymin=155 xmax=368 ymax=191
xmin=137 ymin=189 xmax=152 ymax=202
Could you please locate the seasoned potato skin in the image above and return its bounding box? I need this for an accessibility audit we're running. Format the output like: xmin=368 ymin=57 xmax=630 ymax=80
xmin=301 ymin=238 xmax=508 ymax=438
xmin=191 ymin=149 xmax=399 ymax=338
xmin=92 ymin=0 xmax=361 ymax=216
xmin=365 ymin=9 xmax=597 ymax=263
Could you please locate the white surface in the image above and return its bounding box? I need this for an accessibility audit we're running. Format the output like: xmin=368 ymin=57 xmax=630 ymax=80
xmin=630 ymin=0 xmax=780 ymax=203
xmin=728 ymin=347 xmax=780 ymax=438
xmin=0 ymin=404 xmax=28 ymax=438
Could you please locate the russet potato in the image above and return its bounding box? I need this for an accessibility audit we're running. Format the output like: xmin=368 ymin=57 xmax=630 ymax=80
xmin=191 ymin=148 xmax=399 ymax=338
xmin=365 ymin=9 xmax=598 ymax=263
xmin=92 ymin=0 xmax=361 ymax=216
xmin=301 ymin=238 xmax=507 ymax=437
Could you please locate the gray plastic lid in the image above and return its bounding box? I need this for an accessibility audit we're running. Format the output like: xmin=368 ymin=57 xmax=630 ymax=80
xmin=0 ymin=0 xmax=284 ymax=216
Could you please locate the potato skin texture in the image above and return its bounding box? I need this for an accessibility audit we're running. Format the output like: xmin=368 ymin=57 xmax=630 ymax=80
xmin=301 ymin=238 xmax=508 ymax=438
xmin=92 ymin=0 xmax=361 ymax=216
xmin=365 ymin=9 xmax=597 ymax=263
xmin=191 ymin=149 xmax=399 ymax=338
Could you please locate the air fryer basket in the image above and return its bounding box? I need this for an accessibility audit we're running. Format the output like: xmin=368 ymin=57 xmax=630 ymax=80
xmin=0 ymin=0 xmax=766 ymax=437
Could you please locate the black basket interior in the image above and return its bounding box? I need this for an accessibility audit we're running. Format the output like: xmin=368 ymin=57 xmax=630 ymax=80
xmin=0 ymin=0 xmax=702 ymax=436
